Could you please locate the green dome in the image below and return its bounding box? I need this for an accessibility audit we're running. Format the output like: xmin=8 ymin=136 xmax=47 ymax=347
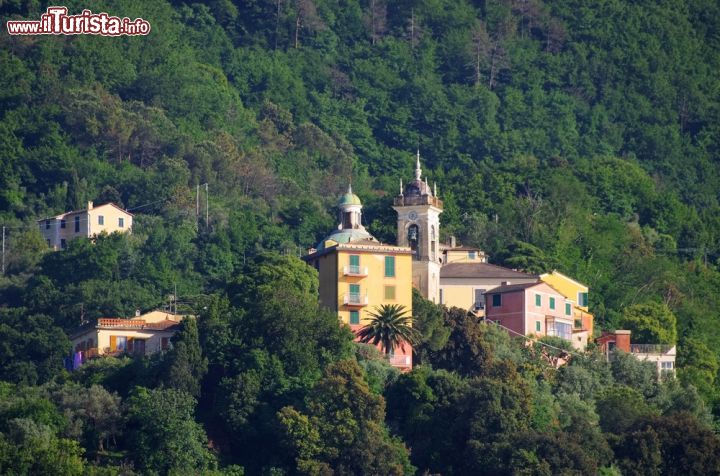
xmin=338 ymin=185 xmax=362 ymax=206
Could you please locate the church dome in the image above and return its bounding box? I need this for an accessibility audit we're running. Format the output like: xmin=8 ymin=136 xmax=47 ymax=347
xmin=338 ymin=184 xmax=362 ymax=207
xmin=338 ymin=190 xmax=362 ymax=206
xmin=316 ymin=228 xmax=377 ymax=251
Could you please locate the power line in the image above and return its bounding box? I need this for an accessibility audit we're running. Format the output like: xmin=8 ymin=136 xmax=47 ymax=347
xmin=486 ymin=318 xmax=583 ymax=358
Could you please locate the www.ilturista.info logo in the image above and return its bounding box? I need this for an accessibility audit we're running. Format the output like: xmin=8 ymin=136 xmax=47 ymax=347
xmin=6 ymin=6 xmax=151 ymax=36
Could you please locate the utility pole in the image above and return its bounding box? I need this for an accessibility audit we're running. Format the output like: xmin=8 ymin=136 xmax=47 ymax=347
xmin=205 ymin=183 xmax=209 ymax=230
xmin=196 ymin=184 xmax=200 ymax=228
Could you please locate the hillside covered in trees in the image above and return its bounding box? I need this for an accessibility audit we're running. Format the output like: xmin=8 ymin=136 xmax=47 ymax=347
xmin=1 ymin=0 xmax=720 ymax=473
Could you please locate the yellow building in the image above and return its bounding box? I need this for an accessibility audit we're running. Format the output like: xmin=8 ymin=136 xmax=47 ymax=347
xmin=439 ymin=260 xmax=538 ymax=314
xmin=305 ymin=186 xmax=414 ymax=370
xmin=70 ymin=310 xmax=184 ymax=361
xmin=540 ymin=270 xmax=594 ymax=341
xmin=38 ymin=201 xmax=133 ymax=250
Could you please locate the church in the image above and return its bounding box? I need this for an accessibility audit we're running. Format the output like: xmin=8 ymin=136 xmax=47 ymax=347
xmin=305 ymin=151 xmax=591 ymax=369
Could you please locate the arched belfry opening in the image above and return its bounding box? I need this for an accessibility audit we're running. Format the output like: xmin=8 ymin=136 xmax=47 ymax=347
xmin=392 ymin=151 xmax=444 ymax=303
xmin=408 ymin=224 xmax=420 ymax=260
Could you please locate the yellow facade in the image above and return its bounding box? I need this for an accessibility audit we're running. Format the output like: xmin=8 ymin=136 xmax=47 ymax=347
xmin=333 ymin=246 xmax=413 ymax=327
xmin=38 ymin=201 xmax=133 ymax=250
xmin=442 ymin=248 xmax=486 ymax=264
xmin=71 ymin=311 xmax=184 ymax=357
xmin=539 ymin=271 xmax=594 ymax=337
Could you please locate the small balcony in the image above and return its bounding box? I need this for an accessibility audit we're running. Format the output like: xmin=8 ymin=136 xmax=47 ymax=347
xmin=388 ymin=354 xmax=412 ymax=368
xmin=343 ymin=265 xmax=368 ymax=277
xmin=343 ymin=293 xmax=368 ymax=307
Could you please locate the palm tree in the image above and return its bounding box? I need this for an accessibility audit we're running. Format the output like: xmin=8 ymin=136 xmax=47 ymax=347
xmin=356 ymin=304 xmax=421 ymax=355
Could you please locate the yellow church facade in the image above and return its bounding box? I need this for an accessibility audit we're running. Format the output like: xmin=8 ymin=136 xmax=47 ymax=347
xmin=304 ymin=186 xmax=415 ymax=370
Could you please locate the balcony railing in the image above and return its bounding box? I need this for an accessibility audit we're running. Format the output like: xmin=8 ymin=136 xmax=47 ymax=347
xmin=98 ymin=318 xmax=145 ymax=328
xmin=343 ymin=265 xmax=369 ymax=277
xmin=388 ymin=354 xmax=412 ymax=367
xmin=343 ymin=293 xmax=368 ymax=306
xmin=630 ymin=344 xmax=674 ymax=355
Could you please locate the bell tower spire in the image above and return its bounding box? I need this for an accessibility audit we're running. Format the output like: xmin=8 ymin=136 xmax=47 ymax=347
xmin=415 ymin=149 xmax=422 ymax=180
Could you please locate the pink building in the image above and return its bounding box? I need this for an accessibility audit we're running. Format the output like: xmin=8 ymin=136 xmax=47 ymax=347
xmin=485 ymin=282 xmax=583 ymax=349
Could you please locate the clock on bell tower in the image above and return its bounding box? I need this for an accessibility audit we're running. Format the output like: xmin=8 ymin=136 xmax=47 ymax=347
xmin=392 ymin=151 xmax=443 ymax=302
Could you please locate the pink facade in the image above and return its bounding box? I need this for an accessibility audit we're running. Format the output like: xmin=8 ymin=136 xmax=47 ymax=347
xmin=486 ymin=282 xmax=574 ymax=342
xmin=349 ymin=323 xmax=413 ymax=370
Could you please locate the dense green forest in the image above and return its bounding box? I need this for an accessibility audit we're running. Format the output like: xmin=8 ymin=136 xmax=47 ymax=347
xmin=1 ymin=0 xmax=720 ymax=473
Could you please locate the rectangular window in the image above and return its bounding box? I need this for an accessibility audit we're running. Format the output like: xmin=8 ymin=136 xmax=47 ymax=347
xmin=349 ymin=284 xmax=360 ymax=296
xmin=384 ymin=256 xmax=395 ymax=277
xmin=161 ymin=337 xmax=170 ymax=350
xmin=536 ymin=321 xmax=541 ymax=332
xmin=565 ymin=303 xmax=572 ymax=316
xmin=110 ymin=336 xmax=127 ymax=352
xmin=556 ymin=322 xmax=572 ymax=340
xmin=474 ymin=289 xmax=486 ymax=309
xmin=468 ymin=251 xmax=476 ymax=260
xmin=492 ymin=294 xmax=502 ymax=307
xmin=578 ymin=292 xmax=588 ymax=307
xmin=350 ymin=310 xmax=360 ymax=325
xmin=349 ymin=255 xmax=360 ymax=274
xmin=98 ymin=215 xmax=104 ymax=225
xmin=384 ymin=285 xmax=396 ymax=300
xmin=46 ymin=239 xmax=51 ymax=247
xmin=60 ymin=239 xmax=66 ymax=249
xmin=74 ymin=216 xmax=80 ymax=232
xmin=661 ymin=361 xmax=674 ymax=370
xmin=535 ymin=294 xmax=542 ymax=307
xmin=45 ymin=220 xmax=50 ymax=229
xmin=60 ymin=219 xmax=66 ymax=229
xmin=574 ymin=319 xmax=583 ymax=329
xmin=118 ymin=217 xmax=124 ymax=228
xmin=549 ymin=297 xmax=555 ymax=310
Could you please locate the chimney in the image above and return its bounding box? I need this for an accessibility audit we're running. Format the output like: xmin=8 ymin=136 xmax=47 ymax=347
xmin=501 ymin=281 xmax=511 ymax=286
xmin=135 ymin=309 xmax=141 ymax=317
xmin=87 ymin=201 xmax=94 ymax=210
xmin=614 ymin=330 xmax=631 ymax=353
xmin=450 ymin=235 xmax=457 ymax=248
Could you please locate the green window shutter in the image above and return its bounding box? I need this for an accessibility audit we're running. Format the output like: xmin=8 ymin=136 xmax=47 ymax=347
xmin=384 ymin=285 xmax=396 ymax=300
xmin=350 ymin=311 xmax=360 ymax=325
xmin=384 ymin=256 xmax=395 ymax=277
xmin=350 ymin=255 xmax=359 ymax=266
xmin=549 ymin=297 xmax=555 ymax=310
xmin=579 ymin=292 xmax=588 ymax=307
xmin=350 ymin=284 xmax=360 ymax=294
xmin=535 ymin=294 xmax=541 ymax=307
xmin=565 ymin=303 xmax=571 ymax=315
xmin=536 ymin=321 xmax=541 ymax=332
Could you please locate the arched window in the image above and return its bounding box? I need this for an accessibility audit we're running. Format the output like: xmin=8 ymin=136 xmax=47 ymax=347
xmin=408 ymin=224 xmax=420 ymax=260
xmin=430 ymin=225 xmax=436 ymax=261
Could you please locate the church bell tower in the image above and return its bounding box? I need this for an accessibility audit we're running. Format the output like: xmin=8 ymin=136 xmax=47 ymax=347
xmin=392 ymin=151 xmax=443 ymax=302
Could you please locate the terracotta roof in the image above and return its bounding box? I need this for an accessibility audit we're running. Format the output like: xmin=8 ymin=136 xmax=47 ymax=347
xmin=440 ymin=262 xmax=538 ymax=279
xmin=143 ymin=320 xmax=182 ymax=331
xmin=485 ymin=282 xmax=542 ymax=294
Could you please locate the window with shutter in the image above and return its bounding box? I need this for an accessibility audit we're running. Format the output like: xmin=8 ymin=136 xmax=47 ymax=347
xmin=384 ymin=256 xmax=395 ymax=277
